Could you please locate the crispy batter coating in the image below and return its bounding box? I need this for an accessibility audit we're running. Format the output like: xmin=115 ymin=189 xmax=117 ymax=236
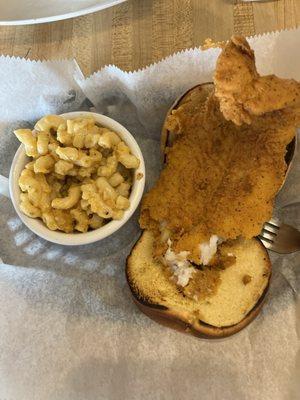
xmin=140 ymin=37 xmax=299 ymax=263
xmin=214 ymin=35 xmax=300 ymax=126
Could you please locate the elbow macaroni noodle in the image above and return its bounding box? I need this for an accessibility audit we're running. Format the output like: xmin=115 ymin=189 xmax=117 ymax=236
xmin=14 ymin=115 xmax=141 ymax=233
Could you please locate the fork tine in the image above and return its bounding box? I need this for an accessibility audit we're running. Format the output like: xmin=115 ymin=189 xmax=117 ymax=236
xmin=268 ymin=217 xmax=281 ymax=228
xmin=261 ymin=229 xmax=276 ymax=241
xmin=264 ymin=222 xmax=279 ymax=233
xmin=258 ymin=236 xmax=273 ymax=249
xmin=260 ymin=218 xmax=300 ymax=254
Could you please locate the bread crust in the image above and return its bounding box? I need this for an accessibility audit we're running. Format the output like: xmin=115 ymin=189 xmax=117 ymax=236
xmin=126 ymin=233 xmax=271 ymax=339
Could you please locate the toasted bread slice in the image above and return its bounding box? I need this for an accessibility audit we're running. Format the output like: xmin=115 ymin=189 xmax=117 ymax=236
xmin=126 ymin=230 xmax=271 ymax=338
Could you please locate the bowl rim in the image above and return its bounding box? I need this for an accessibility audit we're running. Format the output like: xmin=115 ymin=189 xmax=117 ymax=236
xmin=9 ymin=111 xmax=145 ymax=245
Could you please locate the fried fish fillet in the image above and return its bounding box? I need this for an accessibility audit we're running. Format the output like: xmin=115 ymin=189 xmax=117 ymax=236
xmin=214 ymin=35 xmax=300 ymax=126
xmin=140 ymin=36 xmax=299 ymax=263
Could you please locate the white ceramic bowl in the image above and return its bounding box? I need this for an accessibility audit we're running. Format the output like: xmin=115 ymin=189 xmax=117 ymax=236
xmin=0 ymin=0 xmax=127 ymax=26
xmin=6 ymin=111 xmax=145 ymax=245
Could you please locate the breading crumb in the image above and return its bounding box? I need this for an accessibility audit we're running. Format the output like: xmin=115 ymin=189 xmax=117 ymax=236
xmin=242 ymin=274 xmax=252 ymax=285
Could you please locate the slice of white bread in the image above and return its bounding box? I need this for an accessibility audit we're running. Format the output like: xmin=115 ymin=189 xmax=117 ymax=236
xmin=126 ymin=230 xmax=271 ymax=338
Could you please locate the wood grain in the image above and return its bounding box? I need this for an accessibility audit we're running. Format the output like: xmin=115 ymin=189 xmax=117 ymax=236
xmin=0 ymin=0 xmax=299 ymax=76
xmin=233 ymin=1 xmax=255 ymax=37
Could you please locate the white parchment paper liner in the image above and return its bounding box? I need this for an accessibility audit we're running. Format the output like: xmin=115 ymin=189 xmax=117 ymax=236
xmin=0 ymin=28 xmax=299 ymax=400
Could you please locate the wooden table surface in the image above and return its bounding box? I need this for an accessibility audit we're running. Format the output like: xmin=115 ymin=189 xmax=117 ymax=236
xmin=0 ymin=0 xmax=299 ymax=76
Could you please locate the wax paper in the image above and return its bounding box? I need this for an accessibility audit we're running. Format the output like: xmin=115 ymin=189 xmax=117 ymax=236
xmin=0 ymin=29 xmax=300 ymax=400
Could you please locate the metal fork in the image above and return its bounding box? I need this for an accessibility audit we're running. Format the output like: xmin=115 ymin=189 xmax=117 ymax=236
xmin=258 ymin=217 xmax=300 ymax=254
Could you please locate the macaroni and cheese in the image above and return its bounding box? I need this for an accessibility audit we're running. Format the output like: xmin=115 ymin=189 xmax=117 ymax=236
xmin=15 ymin=115 xmax=140 ymax=233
